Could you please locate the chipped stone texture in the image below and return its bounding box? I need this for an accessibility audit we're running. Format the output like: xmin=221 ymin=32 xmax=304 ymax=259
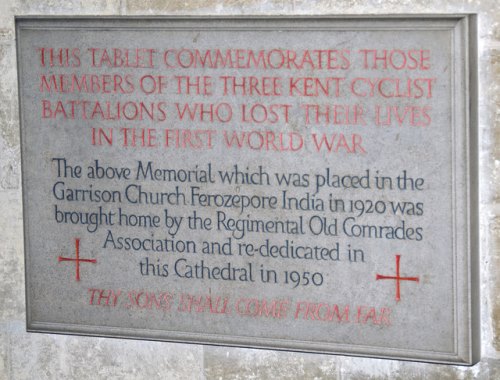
xmin=0 ymin=1 xmax=121 ymax=33
xmin=0 ymin=190 xmax=23 ymax=323
xmin=0 ymin=42 xmax=19 ymax=149
xmin=0 ymin=35 xmax=20 ymax=189
xmin=338 ymin=357 xmax=486 ymax=380
xmin=491 ymin=49 xmax=500 ymax=353
xmin=3 ymin=321 xmax=203 ymax=380
xmin=123 ymin=0 xmax=500 ymax=16
xmin=484 ymin=357 xmax=500 ymax=379
xmin=0 ymin=147 xmax=19 ymax=190
xmin=1 ymin=0 xmax=500 ymax=379
xmin=204 ymin=347 xmax=339 ymax=379
xmin=492 ymin=49 xmax=500 ymax=155
xmin=0 ymin=329 xmax=8 ymax=380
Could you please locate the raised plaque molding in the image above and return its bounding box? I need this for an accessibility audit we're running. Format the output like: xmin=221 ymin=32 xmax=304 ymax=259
xmin=17 ymin=15 xmax=479 ymax=364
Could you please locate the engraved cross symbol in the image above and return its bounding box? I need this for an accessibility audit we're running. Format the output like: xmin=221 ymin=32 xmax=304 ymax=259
xmin=376 ymin=254 xmax=419 ymax=302
xmin=58 ymin=238 xmax=96 ymax=281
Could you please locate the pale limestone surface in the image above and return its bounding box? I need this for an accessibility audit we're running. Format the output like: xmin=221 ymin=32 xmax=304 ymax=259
xmin=0 ymin=0 xmax=499 ymax=379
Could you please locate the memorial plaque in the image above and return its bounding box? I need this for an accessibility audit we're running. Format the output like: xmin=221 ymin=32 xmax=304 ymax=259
xmin=17 ymin=16 xmax=479 ymax=364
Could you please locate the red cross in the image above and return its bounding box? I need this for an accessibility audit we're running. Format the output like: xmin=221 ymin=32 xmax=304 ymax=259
xmin=376 ymin=254 xmax=419 ymax=302
xmin=58 ymin=238 xmax=96 ymax=281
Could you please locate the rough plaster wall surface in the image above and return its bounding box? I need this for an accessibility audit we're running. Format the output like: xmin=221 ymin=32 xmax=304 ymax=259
xmin=0 ymin=0 xmax=498 ymax=379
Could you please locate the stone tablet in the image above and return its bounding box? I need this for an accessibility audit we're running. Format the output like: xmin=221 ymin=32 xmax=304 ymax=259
xmin=17 ymin=16 xmax=479 ymax=364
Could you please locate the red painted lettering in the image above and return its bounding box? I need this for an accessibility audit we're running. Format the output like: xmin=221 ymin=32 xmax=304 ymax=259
xmin=220 ymin=76 xmax=282 ymax=96
xmin=241 ymin=104 xmax=291 ymax=124
xmin=88 ymin=48 xmax=156 ymax=68
xmin=223 ymin=130 xmax=303 ymax=152
xmin=164 ymin=129 xmax=216 ymax=149
xmin=294 ymin=301 xmax=350 ymax=322
xmin=311 ymin=133 xmax=366 ymax=154
xmin=359 ymin=49 xmax=431 ymax=70
xmin=235 ymin=298 xmax=289 ymax=318
xmin=289 ymin=77 xmax=344 ymax=97
xmin=88 ymin=288 xmax=121 ymax=306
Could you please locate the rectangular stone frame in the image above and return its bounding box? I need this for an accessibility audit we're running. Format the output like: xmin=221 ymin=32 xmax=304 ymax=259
xmin=17 ymin=15 xmax=479 ymax=364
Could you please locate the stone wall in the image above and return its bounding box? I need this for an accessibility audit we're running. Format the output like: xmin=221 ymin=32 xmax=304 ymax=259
xmin=1 ymin=1 xmax=498 ymax=379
